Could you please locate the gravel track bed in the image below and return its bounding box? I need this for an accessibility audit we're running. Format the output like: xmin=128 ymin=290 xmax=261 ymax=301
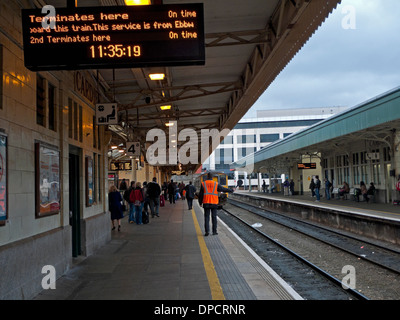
xmin=222 ymin=203 xmax=400 ymax=300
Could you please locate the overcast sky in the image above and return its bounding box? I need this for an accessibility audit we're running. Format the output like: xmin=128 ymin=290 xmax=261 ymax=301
xmin=244 ymin=0 xmax=400 ymax=118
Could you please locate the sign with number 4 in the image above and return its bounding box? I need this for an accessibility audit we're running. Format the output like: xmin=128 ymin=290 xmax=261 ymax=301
xmin=126 ymin=142 xmax=140 ymax=157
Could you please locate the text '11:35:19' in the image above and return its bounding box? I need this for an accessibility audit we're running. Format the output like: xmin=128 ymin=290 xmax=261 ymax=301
xmin=89 ymin=44 xmax=141 ymax=58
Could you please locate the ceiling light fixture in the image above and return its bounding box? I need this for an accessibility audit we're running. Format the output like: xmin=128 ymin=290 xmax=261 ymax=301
xmin=160 ymin=105 xmax=172 ymax=110
xmin=124 ymin=0 xmax=151 ymax=5
xmin=149 ymin=73 xmax=165 ymax=81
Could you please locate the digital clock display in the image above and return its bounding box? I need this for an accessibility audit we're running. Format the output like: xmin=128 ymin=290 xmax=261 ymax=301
xmin=21 ymin=4 xmax=204 ymax=71
xmin=89 ymin=44 xmax=142 ymax=58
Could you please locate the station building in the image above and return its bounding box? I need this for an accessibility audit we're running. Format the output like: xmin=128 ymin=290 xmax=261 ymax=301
xmin=231 ymin=87 xmax=400 ymax=204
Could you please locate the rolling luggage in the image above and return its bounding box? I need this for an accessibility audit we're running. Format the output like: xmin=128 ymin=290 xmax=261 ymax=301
xmin=142 ymin=210 xmax=149 ymax=224
xmin=160 ymin=195 xmax=165 ymax=207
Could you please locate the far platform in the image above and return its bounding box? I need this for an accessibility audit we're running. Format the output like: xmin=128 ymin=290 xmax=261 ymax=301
xmin=233 ymin=190 xmax=400 ymax=222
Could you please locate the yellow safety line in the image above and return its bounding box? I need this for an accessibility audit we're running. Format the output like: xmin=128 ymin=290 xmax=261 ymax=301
xmin=191 ymin=208 xmax=225 ymax=300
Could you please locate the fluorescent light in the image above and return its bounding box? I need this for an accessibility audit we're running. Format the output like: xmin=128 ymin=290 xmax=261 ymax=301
xmin=125 ymin=0 xmax=151 ymax=5
xmin=165 ymin=122 xmax=174 ymax=127
xmin=160 ymin=105 xmax=172 ymax=110
xmin=149 ymin=73 xmax=165 ymax=81
xmin=111 ymin=146 xmax=118 ymax=149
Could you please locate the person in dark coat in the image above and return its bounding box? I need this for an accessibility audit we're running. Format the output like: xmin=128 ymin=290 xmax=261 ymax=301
xmin=168 ymin=180 xmax=176 ymax=204
xmin=109 ymin=185 xmax=123 ymax=232
xmin=147 ymin=177 xmax=161 ymax=218
xmin=309 ymin=179 xmax=315 ymax=197
xmin=184 ymin=181 xmax=196 ymax=210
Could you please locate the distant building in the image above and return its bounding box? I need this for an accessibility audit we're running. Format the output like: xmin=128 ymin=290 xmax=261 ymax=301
xmin=203 ymin=107 xmax=349 ymax=188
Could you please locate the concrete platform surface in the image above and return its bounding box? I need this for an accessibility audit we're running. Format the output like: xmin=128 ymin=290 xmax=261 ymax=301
xmin=33 ymin=197 xmax=298 ymax=300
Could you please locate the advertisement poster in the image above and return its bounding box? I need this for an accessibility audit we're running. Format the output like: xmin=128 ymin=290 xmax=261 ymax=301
xmin=0 ymin=134 xmax=6 ymax=225
xmin=36 ymin=142 xmax=60 ymax=217
xmin=86 ymin=156 xmax=93 ymax=206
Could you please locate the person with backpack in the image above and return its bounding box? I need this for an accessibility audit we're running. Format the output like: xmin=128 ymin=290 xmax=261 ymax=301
xmin=130 ymin=181 xmax=144 ymax=224
xmin=147 ymin=177 xmax=161 ymax=218
xmin=124 ymin=181 xmax=135 ymax=223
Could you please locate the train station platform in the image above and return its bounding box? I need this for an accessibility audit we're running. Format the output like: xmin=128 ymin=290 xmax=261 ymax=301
xmin=33 ymin=196 xmax=300 ymax=301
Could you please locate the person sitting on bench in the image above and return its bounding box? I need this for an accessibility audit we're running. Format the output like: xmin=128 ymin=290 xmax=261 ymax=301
xmin=366 ymin=182 xmax=376 ymax=203
xmin=360 ymin=181 xmax=368 ymax=202
xmin=338 ymin=181 xmax=350 ymax=199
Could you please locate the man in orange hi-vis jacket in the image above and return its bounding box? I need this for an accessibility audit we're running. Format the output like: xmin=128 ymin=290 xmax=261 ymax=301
xmin=198 ymin=172 xmax=234 ymax=236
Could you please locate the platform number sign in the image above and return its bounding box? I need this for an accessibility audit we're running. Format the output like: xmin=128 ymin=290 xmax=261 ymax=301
xmin=96 ymin=103 xmax=118 ymax=125
xmin=126 ymin=142 xmax=140 ymax=157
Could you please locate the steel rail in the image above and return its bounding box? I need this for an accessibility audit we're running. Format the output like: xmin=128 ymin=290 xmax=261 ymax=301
xmin=228 ymin=198 xmax=400 ymax=275
xmin=221 ymin=207 xmax=369 ymax=301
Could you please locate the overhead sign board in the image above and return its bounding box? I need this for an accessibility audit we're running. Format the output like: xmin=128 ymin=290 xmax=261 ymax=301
xmin=366 ymin=153 xmax=380 ymax=161
xmin=126 ymin=142 xmax=140 ymax=157
xmin=21 ymin=3 xmax=205 ymax=71
xmin=110 ymin=161 xmax=132 ymax=171
xmin=96 ymin=103 xmax=118 ymax=125
xmin=297 ymin=163 xmax=317 ymax=170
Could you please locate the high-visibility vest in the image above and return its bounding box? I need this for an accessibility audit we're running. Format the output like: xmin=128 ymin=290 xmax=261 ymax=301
xmin=202 ymin=180 xmax=219 ymax=205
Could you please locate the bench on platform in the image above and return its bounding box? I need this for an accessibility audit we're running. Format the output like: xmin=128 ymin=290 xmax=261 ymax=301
xmin=332 ymin=187 xmax=351 ymax=200
xmin=332 ymin=188 xmax=339 ymax=199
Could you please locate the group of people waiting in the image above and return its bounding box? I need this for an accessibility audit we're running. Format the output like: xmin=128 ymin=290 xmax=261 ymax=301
xmin=165 ymin=180 xmax=196 ymax=210
xmin=336 ymin=181 xmax=376 ymax=202
xmin=309 ymin=177 xmax=376 ymax=202
xmin=108 ymin=178 xmax=198 ymax=231
xmin=262 ymin=178 xmax=295 ymax=195
xmin=108 ymin=178 xmax=162 ymax=231
xmin=110 ymin=173 xmax=235 ymax=237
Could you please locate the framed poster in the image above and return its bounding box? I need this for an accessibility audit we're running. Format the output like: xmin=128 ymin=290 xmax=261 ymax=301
xmin=35 ymin=142 xmax=60 ymax=218
xmin=0 ymin=133 xmax=7 ymax=226
xmin=86 ymin=156 xmax=94 ymax=207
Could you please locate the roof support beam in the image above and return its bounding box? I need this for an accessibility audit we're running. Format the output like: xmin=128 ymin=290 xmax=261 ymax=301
xmin=119 ymin=81 xmax=242 ymax=110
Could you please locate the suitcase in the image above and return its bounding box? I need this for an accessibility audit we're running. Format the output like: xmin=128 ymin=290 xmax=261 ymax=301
xmin=142 ymin=210 xmax=149 ymax=224
xmin=160 ymin=195 xmax=165 ymax=207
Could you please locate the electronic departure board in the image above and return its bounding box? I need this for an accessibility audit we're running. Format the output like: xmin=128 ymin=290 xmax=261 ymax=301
xmin=297 ymin=163 xmax=317 ymax=170
xmin=21 ymin=4 xmax=205 ymax=71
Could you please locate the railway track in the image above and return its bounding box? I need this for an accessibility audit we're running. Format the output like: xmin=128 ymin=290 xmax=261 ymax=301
xmin=227 ymin=198 xmax=400 ymax=274
xmin=221 ymin=198 xmax=400 ymax=300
